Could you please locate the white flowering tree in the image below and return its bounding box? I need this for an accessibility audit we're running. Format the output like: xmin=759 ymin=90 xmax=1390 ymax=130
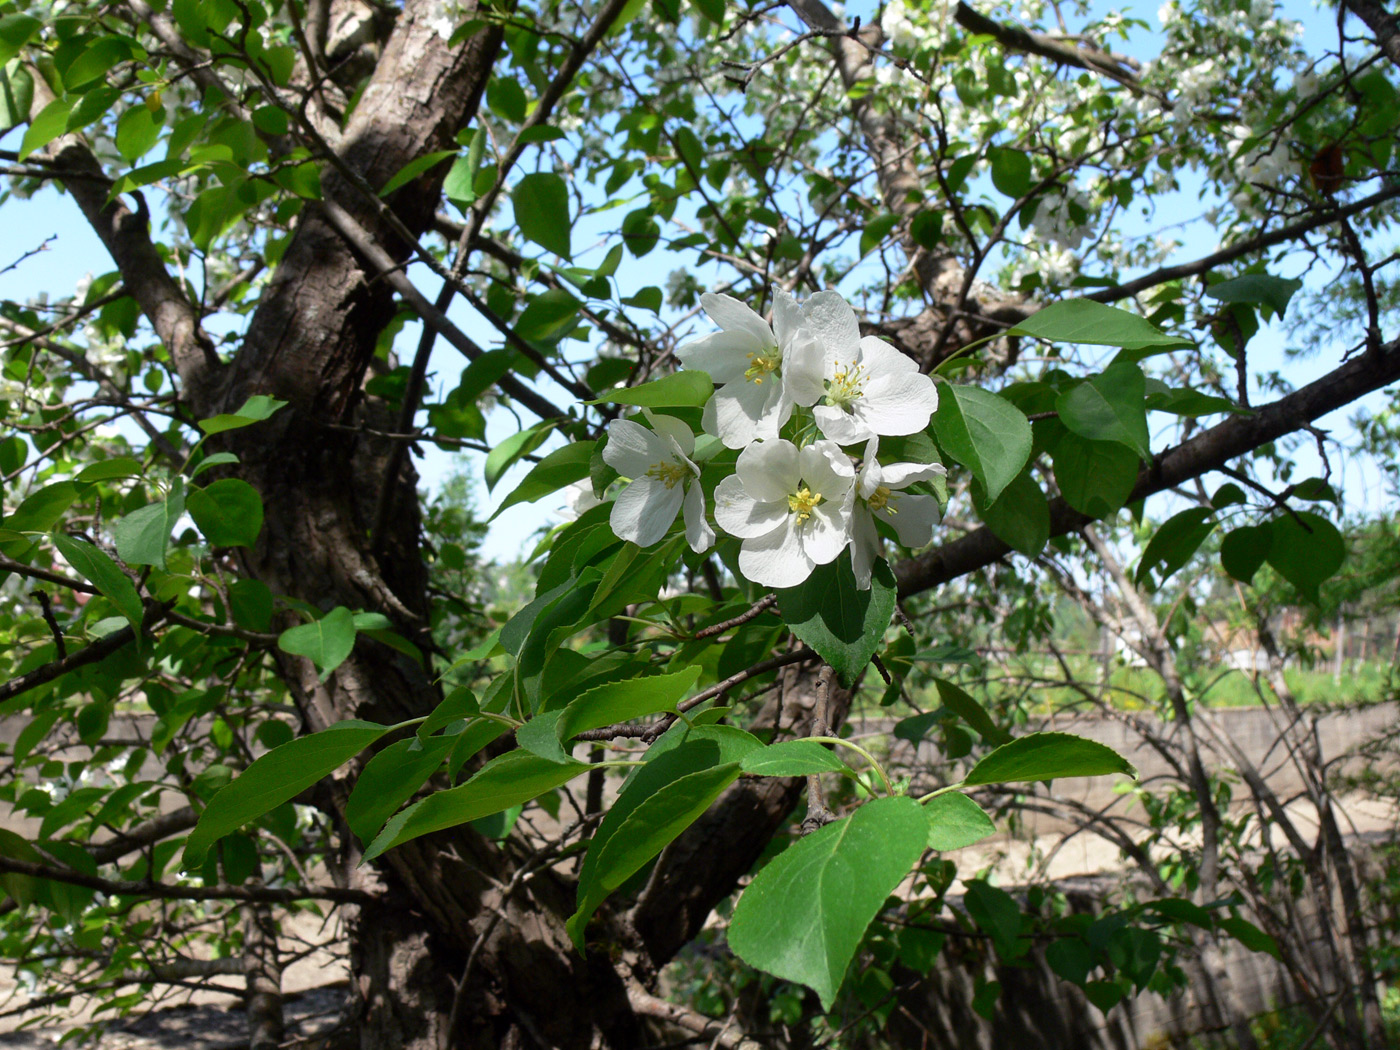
xmin=1 ymin=0 xmax=1399 ymax=1045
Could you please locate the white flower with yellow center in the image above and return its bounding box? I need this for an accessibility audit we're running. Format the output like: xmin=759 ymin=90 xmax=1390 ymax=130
xmin=675 ymin=290 xmax=818 ymax=449
xmin=849 ymin=437 xmax=946 ymax=589
xmin=714 ymin=439 xmax=854 ymax=588
xmin=602 ymin=413 xmax=714 ymax=553
xmin=784 ymin=291 xmax=940 ymax=446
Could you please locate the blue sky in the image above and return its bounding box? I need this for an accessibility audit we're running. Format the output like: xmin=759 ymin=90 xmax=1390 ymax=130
xmin=2 ymin=0 xmax=1391 ymax=564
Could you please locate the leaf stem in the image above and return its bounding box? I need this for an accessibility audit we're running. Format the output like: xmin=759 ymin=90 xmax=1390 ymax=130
xmin=915 ymin=781 xmax=965 ymax=804
xmin=808 ymin=737 xmax=894 ymax=796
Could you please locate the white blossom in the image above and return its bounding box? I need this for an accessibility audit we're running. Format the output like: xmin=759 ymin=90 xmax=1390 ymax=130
xmin=784 ymin=291 xmax=940 ymax=446
xmin=559 ymin=480 xmax=602 ymax=522
xmin=602 ymin=414 xmax=713 ymax=553
xmin=714 ymin=439 xmax=853 ymax=588
xmin=676 ymin=290 xmax=817 ymax=449
xmin=848 ymin=438 xmax=946 ymax=590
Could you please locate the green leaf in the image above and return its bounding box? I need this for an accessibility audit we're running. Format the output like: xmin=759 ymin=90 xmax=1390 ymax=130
xmin=1206 ymin=274 xmax=1303 ymax=317
xmin=592 ymin=371 xmax=713 ymax=409
xmin=190 ymin=451 xmax=240 ymax=478
xmin=1050 ymin=431 xmax=1139 ymax=518
xmin=113 ymin=481 xmax=185 ymax=569
xmin=859 ymin=213 xmax=900 ymax=256
xmin=1220 ymin=524 xmax=1271 ymax=583
xmin=1055 ymin=360 xmax=1150 ymax=460
xmin=197 ymin=395 xmax=287 ymax=435
xmin=76 ymin=457 xmax=143 ymax=482
xmin=379 ymin=149 xmax=457 ymax=196
xmin=690 ymin=0 xmax=725 ymax=24
xmin=4 ymin=481 xmax=80 ymax=533
xmin=0 ymin=62 xmax=35 ymax=133
xmin=1135 ymin=507 xmax=1215 ymax=589
xmin=740 ymin=740 xmax=852 ymax=778
xmin=278 ymin=606 xmax=357 ymax=680
xmin=1046 ymin=938 xmax=1094 ymax=985
xmin=1265 ymin=511 xmax=1344 ymax=602
xmin=924 ymin=792 xmax=996 ymax=851
xmin=115 ymin=105 xmax=162 ymax=162
xmin=988 ymin=148 xmax=1032 ymax=198
xmin=490 ymin=441 xmax=592 ymax=519
xmin=63 ymin=36 xmax=134 ymax=90
xmin=1219 ymin=914 xmax=1280 ymax=958
xmin=568 ymin=762 xmax=740 ymax=949
xmin=1008 ymin=300 xmax=1192 ymax=352
xmin=345 ymin=735 xmax=453 ymax=845
xmin=511 ymin=172 xmax=572 ymax=259
xmin=728 ymin=796 xmax=929 ymax=1010
xmin=976 ymin=471 xmax=1048 ymax=557
xmin=515 ymin=288 xmax=581 ymax=343
xmin=51 ymin=533 xmax=143 ymax=631
xmin=484 ymin=420 xmax=557 ymax=491
xmin=0 ymin=15 xmax=42 ymax=67
xmin=963 ymin=732 xmax=1136 ymax=786
xmin=932 ymin=383 xmax=1032 ymax=506
xmin=929 ymin=677 xmax=1011 ymax=744
xmin=363 ymin=750 xmax=590 ymax=860
xmin=964 ymin=880 xmax=1023 ymax=956
xmin=19 ymin=96 xmax=75 ymax=160
xmin=187 ymin=479 xmax=263 ymax=547
xmin=182 ymin=720 xmax=388 ymax=869
xmin=571 ymin=731 xmax=759 ymax=941
xmin=775 ymin=555 xmax=896 ymax=688
xmin=557 ymin=666 xmax=702 ymax=742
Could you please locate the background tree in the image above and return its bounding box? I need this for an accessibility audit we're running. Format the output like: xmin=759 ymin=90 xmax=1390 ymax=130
xmin=1 ymin=0 xmax=1399 ymax=1046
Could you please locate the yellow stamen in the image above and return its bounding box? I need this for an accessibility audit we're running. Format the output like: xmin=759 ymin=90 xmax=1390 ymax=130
xmin=788 ymin=487 xmax=822 ymax=523
xmin=825 ymin=360 xmax=866 ymax=411
xmin=744 ymin=351 xmax=782 ymax=384
xmin=867 ymin=485 xmax=894 ymax=514
xmin=646 ymin=460 xmax=689 ymax=489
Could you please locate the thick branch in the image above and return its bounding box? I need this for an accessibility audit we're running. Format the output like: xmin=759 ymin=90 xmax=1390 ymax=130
xmin=1342 ymin=0 xmax=1400 ymax=67
xmin=953 ymin=2 xmax=1146 ymax=93
xmin=32 ymin=81 xmax=216 ymax=399
xmin=895 ymin=335 xmax=1400 ymax=596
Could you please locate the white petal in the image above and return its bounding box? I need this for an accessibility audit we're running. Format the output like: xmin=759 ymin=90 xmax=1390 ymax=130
xmin=611 ymin=477 xmax=684 ymax=547
xmin=602 ymin=418 xmax=669 ymax=478
xmin=683 ymin=481 xmax=715 ymax=553
xmin=879 ymin=460 xmax=947 ymax=489
xmin=849 ymin=507 xmax=882 ymax=591
xmin=783 ymin=332 xmax=829 ymax=407
xmin=879 ymin=492 xmax=941 ymax=549
xmin=812 ymin=404 xmax=869 ymax=445
xmin=770 ymin=288 xmax=806 ymax=351
xmin=648 ymin=411 xmax=696 ymax=459
xmin=702 ymin=292 xmax=776 ymax=348
xmin=739 ymin=520 xmax=813 ymax=589
xmin=803 ymin=290 xmax=862 ymax=357
xmin=857 ymin=437 xmax=882 ymax=499
xmin=798 ymin=441 xmax=854 ymax=500
xmin=857 ymin=335 xmax=920 ymax=375
xmin=801 ymin=501 xmax=850 ymax=566
xmin=714 ymin=474 xmax=789 ymax=538
xmin=675 ymin=331 xmax=761 ymax=384
xmin=853 ymin=371 xmax=940 ymax=436
xmin=737 ymin=439 xmax=801 ymax=503
xmin=709 ymin=377 xmax=788 ymax=449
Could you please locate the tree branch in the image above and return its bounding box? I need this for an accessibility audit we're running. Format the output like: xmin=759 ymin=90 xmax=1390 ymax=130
xmin=0 ymin=854 xmax=377 ymax=905
xmin=895 ymin=335 xmax=1400 ymax=597
xmin=1341 ymin=0 xmax=1400 ymax=68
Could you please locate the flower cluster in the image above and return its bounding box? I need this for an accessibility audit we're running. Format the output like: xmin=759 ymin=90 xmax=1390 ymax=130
xmin=600 ymin=289 xmax=945 ymax=589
